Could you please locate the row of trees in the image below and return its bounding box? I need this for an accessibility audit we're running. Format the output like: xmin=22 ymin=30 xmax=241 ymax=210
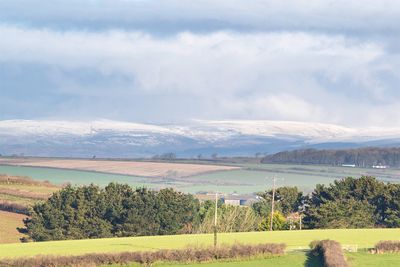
xmin=22 ymin=176 xmax=400 ymax=241
xmin=23 ymin=184 xmax=199 ymax=241
xmin=261 ymin=147 xmax=400 ymax=167
xmin=255 ymin=176 xmax=400 ymax=229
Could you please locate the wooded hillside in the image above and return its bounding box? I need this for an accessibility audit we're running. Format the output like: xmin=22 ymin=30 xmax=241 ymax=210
xmin=261 ymin=147 xmax=400 ymax=167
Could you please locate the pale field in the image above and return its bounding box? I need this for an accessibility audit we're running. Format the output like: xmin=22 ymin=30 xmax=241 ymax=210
xmin=0 ymin=158 xmax=239 ymax=178
xmin=0 ymin=210 xmax=26 ymax=244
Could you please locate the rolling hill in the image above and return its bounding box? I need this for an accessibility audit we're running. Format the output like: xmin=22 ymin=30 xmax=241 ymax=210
xmin=1 ymin=119 xmax=400 ymax=158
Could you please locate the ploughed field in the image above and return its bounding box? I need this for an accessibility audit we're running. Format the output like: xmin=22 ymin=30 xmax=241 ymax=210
xmin=0 ymin=210 xmax=26 ymax=244
xmin=1 ymin=229 xmax=400 ymax=258
xmin=0 ymin=158 xmax=239 ymax=178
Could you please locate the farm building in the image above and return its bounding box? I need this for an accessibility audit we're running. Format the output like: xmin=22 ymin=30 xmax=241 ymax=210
xmin=194 ymin=193 xmax=256 ymax=206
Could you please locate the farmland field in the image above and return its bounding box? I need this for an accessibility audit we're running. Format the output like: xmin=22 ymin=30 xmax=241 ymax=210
xmin=1 ymin=159 xmax=400 ymax=194
xmin=1 ymin=229 xmax=400 ymax=258
xmin=0 ymin=174 xmax=59 ymax=207
xmin=0 ymin=175 xmax=59 ymax=245
xmin=0 ymin=158 xmax=239 ymax=178
xmin=0 ymin=165 xmax=148 ymax=187
xmin=0 ymin=210 xmax=26 ymax=244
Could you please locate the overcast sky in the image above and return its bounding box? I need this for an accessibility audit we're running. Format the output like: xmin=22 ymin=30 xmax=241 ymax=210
xmin=1 ymin=0 xmax=400 ymax=126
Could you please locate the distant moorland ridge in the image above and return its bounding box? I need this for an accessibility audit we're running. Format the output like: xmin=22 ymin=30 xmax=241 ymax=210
xmin=262 ymin=147 xmax=400 ymax=167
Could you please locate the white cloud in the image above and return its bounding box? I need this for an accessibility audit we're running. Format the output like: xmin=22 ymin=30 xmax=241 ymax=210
xmin=0 ymin=24 xmax=399 ymax=126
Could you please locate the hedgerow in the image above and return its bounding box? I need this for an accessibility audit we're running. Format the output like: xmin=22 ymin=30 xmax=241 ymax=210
xmin=0 ymin=242 xmax=286 ymax=267
xmin=374 ymin=241 xmax=400 ymax=254
xmin=311 ymin=240 xmax=348 ymax=267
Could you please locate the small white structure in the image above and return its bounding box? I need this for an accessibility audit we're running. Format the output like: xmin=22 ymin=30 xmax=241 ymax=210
xmin=342 ymin=164 xmax=356 ymax=168
xmin=372 ymin=165 xmax=388 ymax=169
xmin=224 ymin=199 xmax=242 ymax=206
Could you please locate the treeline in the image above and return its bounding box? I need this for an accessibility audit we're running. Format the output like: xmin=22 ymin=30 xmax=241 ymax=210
xmin=22 ymin=176 xmax=400 ymax=242
xmin=23 ymin=185 xmax=199 ymax=241
xmin=261 ymin=147 xmax=400 ymax=167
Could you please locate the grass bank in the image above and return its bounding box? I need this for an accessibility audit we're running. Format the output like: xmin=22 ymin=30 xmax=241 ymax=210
xmin=1 ymin=229 xmax=400 ymax=258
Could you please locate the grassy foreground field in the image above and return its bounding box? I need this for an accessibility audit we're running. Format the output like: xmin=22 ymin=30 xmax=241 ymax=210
xmin=155 ymin=252 xmax=400 ymax=267
xmin=106 ymin=252 xmax=319 ymax=267
xmin=104 ymin=251 xmax=400 ymax=267
xmin=1 ymin=229 xmax=400 ymax=258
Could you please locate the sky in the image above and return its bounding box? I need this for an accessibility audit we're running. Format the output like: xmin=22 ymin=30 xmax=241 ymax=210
xmin=1 ymin=0 xmax=400 ymax=126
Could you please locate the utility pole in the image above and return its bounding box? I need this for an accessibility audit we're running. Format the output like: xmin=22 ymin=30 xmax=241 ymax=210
xmin=214 ymin=191 xmax=218 ymax=248
xmin=269 ymin=176 xmax=277 ymax=231
xmin=299 ymin=214 xmax=302 ymax=230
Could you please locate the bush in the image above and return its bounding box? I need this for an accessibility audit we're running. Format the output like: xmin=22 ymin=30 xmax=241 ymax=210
xmin=374 ymin=241 xmax=400 ymax=254
xmin=312 ymin=240 xmax=348 ymax=267
xmin=259 ymin=211 xmax=287 ymax=231
xmin=0 ymin=242 xmax=286 ymax=267
xmin=196 ymin=204 xmax=260 ymax=233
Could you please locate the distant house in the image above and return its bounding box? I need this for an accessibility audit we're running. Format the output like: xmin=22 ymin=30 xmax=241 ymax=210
xmin=194 ymin=193 xmax=256 ymax=206
xmin=223 ymin=199 xmax=246 ymax=206
xmin=194 ymin=193 xmax=221 ymax=202
xmin=222 ymin=195 xmax=257 ymax=206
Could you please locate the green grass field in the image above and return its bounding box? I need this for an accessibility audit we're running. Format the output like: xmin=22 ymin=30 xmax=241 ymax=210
xmin=106 ymin=253 xmax=318 ymax=267
xmin=1 ymin=229 xmax=400 ymax=259
xmin=156 ymin=251 xmax=400 ymax=267
xmin=105 ymin=251 xmax=400 ymax=267
xmin=104 ymin=251 xmax=400 ymax=267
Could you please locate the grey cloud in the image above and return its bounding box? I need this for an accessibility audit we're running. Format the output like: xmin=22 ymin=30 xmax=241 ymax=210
xmin=1 ymin=0 xmax=400 ymax=37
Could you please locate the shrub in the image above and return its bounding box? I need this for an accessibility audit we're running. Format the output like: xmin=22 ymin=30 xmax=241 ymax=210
xmin=309 ymin=240 xmax=320 ymax=250
xmin=196 ymin=204 xmax=260 ymax=233
xmin=374 ymin=241 xmax=400 ymax=254
xmin=259 ymin=211 xmax=287 ymax=231
xmin=0 ymin=242 xmax=286 ymax=267
xmin=312 ymin=240 xmax=348 ymax=267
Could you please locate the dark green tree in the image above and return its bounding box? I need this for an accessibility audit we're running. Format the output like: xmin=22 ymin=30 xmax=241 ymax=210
xmin=23 ymin=183 xmax=199 ymax=241
xmin=257 ymin=186 xmax=303 ymax=215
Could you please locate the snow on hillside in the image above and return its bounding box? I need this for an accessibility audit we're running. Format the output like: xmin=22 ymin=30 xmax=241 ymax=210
xmin=1 ymin=119 xmax=400 ymax=142
xmin=1 ymin=119 xmax=400 ymax=158
xmin=196 ymin=120 xmax=357 ymax=140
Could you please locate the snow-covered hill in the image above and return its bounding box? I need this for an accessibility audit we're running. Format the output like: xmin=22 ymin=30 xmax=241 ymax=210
xmin=0 ymin=119 xmax=400 ymax=157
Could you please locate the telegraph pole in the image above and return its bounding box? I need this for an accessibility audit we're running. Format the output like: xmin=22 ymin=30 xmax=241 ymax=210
xmin=269 ymin=176 xmax=277 ymax=231
xmin=214 ymin=191 xmax=218 ymax=248
xmin=299 ymin=214 xmax=302 ymax=230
